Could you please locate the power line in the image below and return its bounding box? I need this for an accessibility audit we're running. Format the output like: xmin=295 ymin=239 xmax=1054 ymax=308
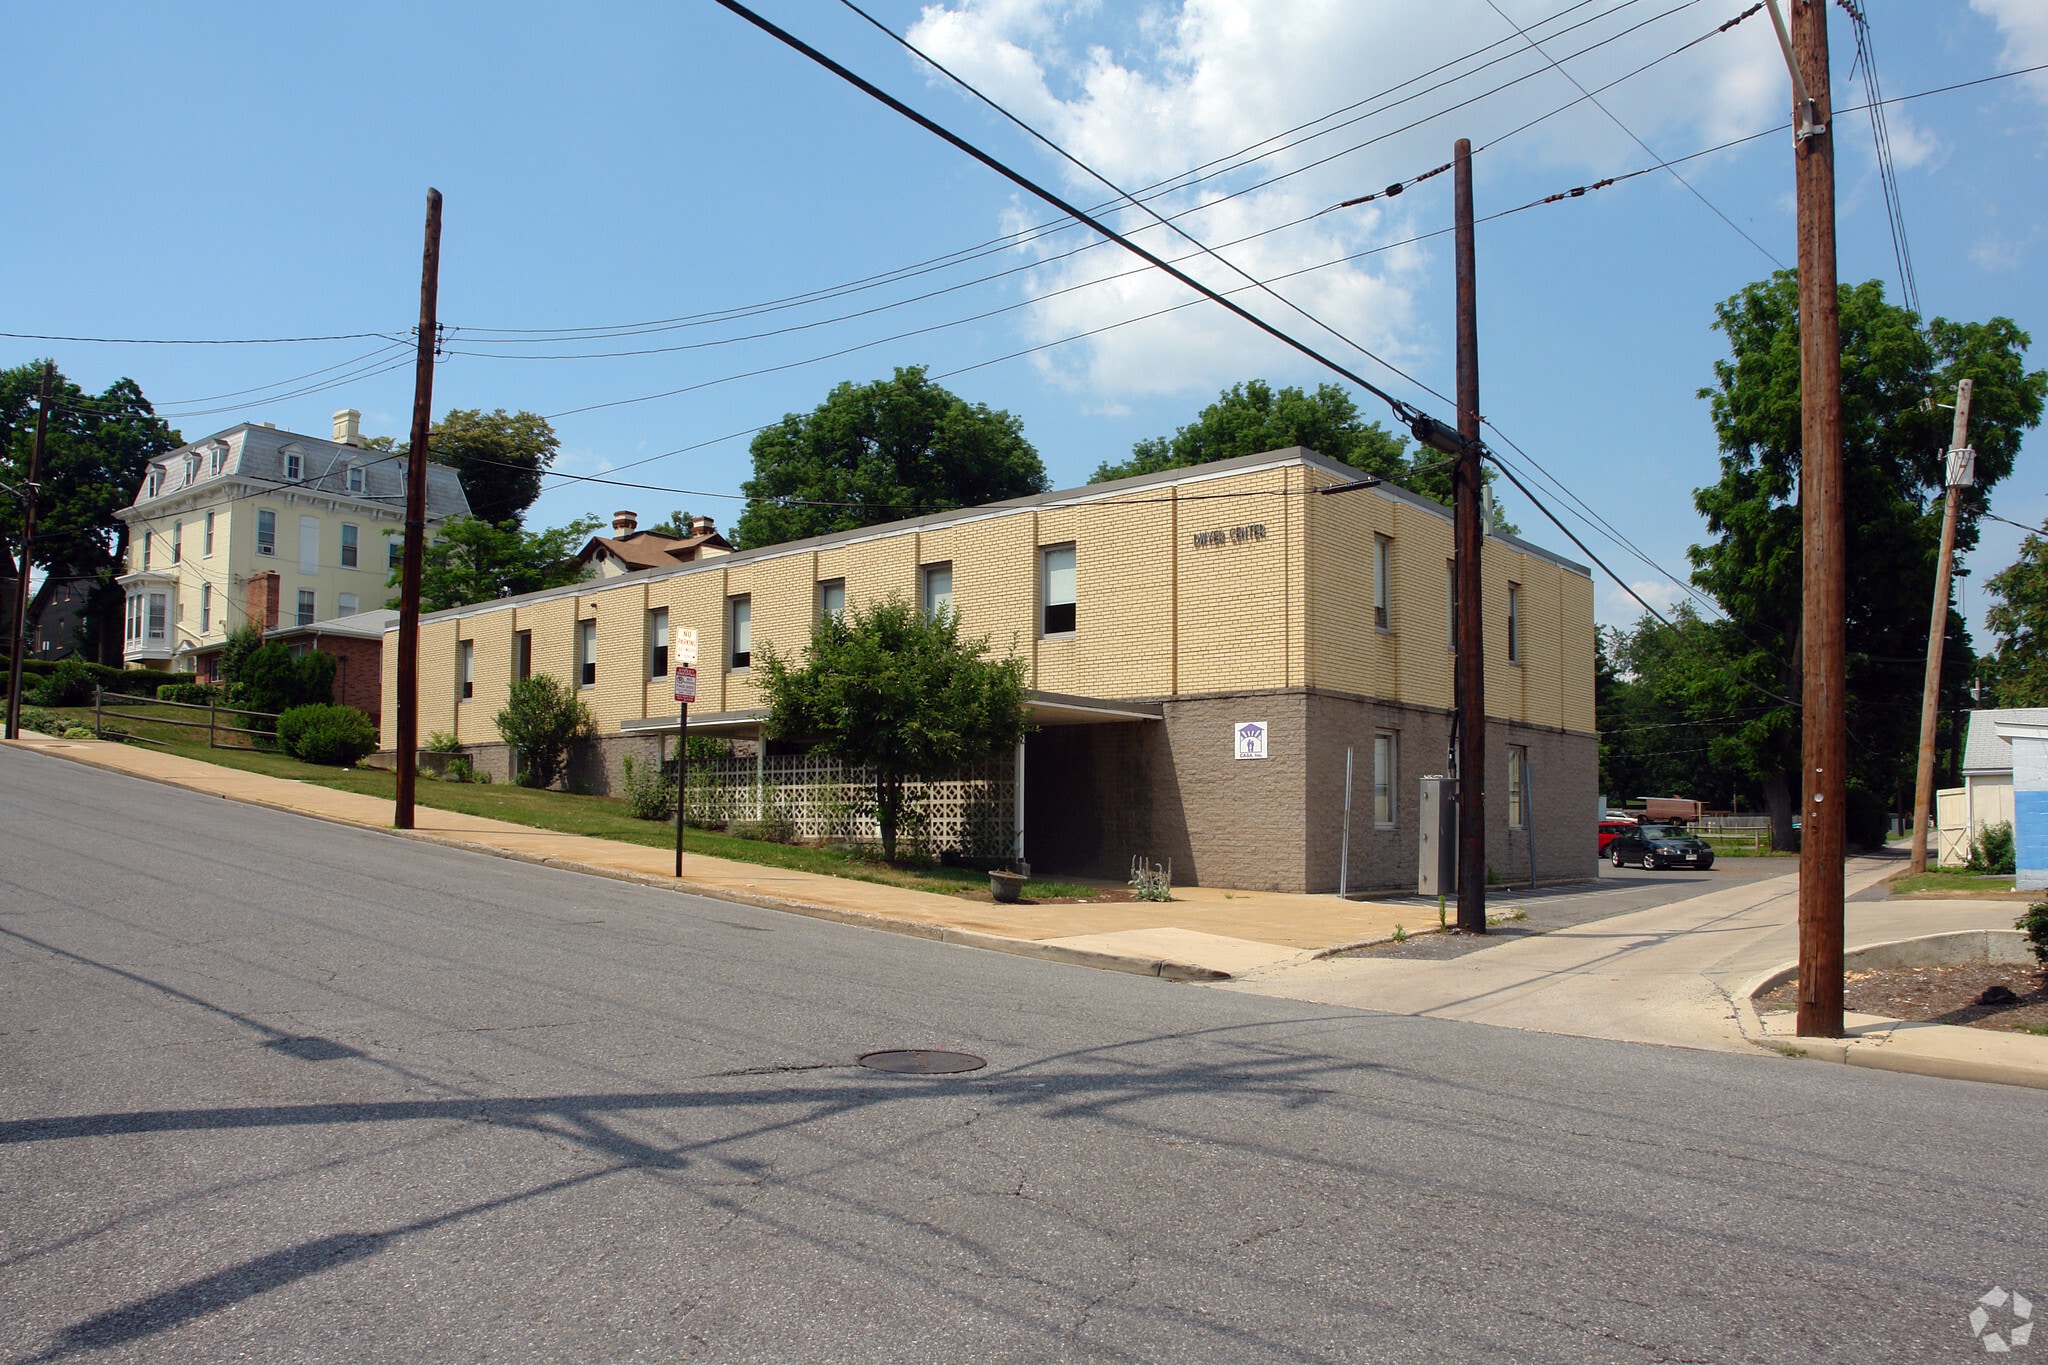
xmin=1838 ymin=0 xmax=1918 ymax=314
xmin=0 ymin=329 xmax=402 ymax=346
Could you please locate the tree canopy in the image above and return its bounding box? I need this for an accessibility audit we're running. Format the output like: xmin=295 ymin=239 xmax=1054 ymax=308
xmin=1984 ymin=525 xmax=2048 ymax=707
xmin=373 ymin=408 xmax=559 ymax=528
xmin=1673 ymin=272 xmax=2044 ymax=846
xmin=735 ymin=367 xmax=1047 ymax=550
xmin=1 ymin=361 xmax=181 ymax=662
xmin=1096 ymin=379 xmax=1514 ymax=528
xmin=389 ymin=514 xmax=599 ymax=613
xmin=755 ymin=595 xmax=1027 ymax=862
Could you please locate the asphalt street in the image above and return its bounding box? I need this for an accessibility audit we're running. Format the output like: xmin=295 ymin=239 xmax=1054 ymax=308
xmin=2 ymin=744 xmax=2043 ymax=1363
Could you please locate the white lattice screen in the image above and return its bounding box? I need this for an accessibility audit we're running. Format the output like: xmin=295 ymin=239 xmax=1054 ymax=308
xmin=678 ymin=752 xmax=1015 ymax=857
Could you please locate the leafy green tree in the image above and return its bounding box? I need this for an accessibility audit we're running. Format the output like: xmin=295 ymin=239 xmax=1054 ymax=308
xmin=1097 ymin=379 xmax=1514 ymax=528
xmin=0 ymin=362 xmax=181 ymax=662
xmin=1983 ymin=525 xmax=2048 ymax=706
xmin=388 ymin=514 xmax=599 ymax=612
xmin=756 ymin=595 xmax=1027 ymax=862
xmin=495 ymin=675 xmax=593 ymax=790
xmin=642 ymin=509 xmax=702 ymax=539
xmin=235 ymin=644 xmax=336 ymax=725
xmin=375 ymin=409 xmax=558 ymax=528
xmin=1689 ymin=271 xmax=2045 ymax=845
xmin=736 ymin=366 xmax=1047 ymax=549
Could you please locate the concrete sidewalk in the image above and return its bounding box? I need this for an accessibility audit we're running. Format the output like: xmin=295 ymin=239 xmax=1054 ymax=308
xmin=3 ymin=732 xmax=1424 ymax=980
xmin=1226 ymin=859 xmax=2048 ymax=1088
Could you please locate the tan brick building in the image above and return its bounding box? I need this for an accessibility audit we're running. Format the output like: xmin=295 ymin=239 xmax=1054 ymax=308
xmin=384 ymin=447 xmax=1597 ymax=892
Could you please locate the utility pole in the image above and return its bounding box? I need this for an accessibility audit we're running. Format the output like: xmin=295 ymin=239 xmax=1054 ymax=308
xmin=1770 ymin=0 xmax=1846 ymax=1038
xmin=4 ymin=362 xmax=52 ymax=742
xmin=1453 ymin=136 xmax=1487 ymax=935
xmin=393 ymin=189 xmax=443 ymax=830
xmin=1908 ymin=378 xmax=1974 ymax=874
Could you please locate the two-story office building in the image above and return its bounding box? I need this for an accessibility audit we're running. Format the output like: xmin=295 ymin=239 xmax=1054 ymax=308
xmin=385 ymin=446 xmax=1597 ymax=892
xmin=115 ymin=411 xmax=470 ymax=674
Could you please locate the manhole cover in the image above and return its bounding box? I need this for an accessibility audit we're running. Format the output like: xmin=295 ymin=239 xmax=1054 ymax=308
xmin=857 ymin=1049 xmax=986 ymax=1075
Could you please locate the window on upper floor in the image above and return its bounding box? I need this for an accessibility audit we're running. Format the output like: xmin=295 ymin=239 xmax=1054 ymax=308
xmin=1373 ymin=535 xmax=1391 ymax=630
xmin=1041 ymin=544 xmax=1076 ymax=636
xmin=284 ymin=450 xmax=303 ymax=482
xmin=142 ymin=533 xmax=151 ymax=570
xmin=185 ymin=454 xmax=201 ymax=483
xmin=297 ymin=589 xmax=316 ymax=627
xmin=210 ymin=443 xmax=226 ymax=475
xmin=729 ymin=596 xmax=752 ymax=670
xmin=648 ymin=607 xmax=669 ymax=679
xmin=922 ymin=562 xmax=953 ymax=619
xmin=388 ymin=535 xmax=403 ymax=571
xmin=338 ymin=593 xmax=358 ymax=617
xmin=147 ymin=468 xmax=164 ymax=497
xmin=347 ymin=462 xmax=365 ymax=495
xmin=1507 ymin=583 xmax=1522 ymax=663
xmin=204 ymin=511 xmax=215 ymax=557
xmin=172 ymin=522 xmax=182 ymax=563
xmin=577 ymin=618 xmax=597 ymax=688
xmin=341 ymin=523 xmax=359 ymax=568
xmin=200 ymin=584 xmax=212 ymax=635
xmin=513 ymin=630 xmax=533 ymax=682
xmin=458 ymin=640 xmax=475 ymax=700
xmin=257 ymin=509 xmax=276 ymax=556
xmin=818 ymin=579 xmax=846 ymax=624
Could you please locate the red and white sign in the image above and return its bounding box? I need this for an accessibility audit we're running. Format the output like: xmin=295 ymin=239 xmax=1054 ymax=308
xmin=672 ymin=665 xmax=698 ymax=702
xmin=674 ymin=627 xmax=699 ymax=667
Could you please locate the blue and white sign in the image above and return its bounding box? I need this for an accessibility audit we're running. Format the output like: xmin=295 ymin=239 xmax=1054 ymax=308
xmin=1233 ymin=721 xmax=1268 ymax=761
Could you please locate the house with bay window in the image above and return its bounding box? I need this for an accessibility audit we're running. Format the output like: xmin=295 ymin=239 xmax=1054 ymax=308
xmin=114 ymin=410 xmax=470 ymax=676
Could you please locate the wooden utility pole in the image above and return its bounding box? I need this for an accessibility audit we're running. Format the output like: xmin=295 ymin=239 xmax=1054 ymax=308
xmin=1908 ymin=379 xmax=1974 ymax=874
xmin=4 ymin=362 xmax=52 ymax=742
xmin=393 ymin=189 xmax=443 ymax=830
xmin=1783 ymin=0 xmax=1847 ymax=1038
xmin=1453 ymin=136 xmax=1487 ymax=935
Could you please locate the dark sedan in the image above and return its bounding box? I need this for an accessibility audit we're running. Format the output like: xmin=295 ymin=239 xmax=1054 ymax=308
xmin=1607 ymin=823 xmax=1715 ymax=871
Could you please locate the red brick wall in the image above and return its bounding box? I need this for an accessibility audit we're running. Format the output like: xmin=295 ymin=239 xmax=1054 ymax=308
xmin=246 ymin=572 xmax=280 ymax=630
xmin=312 ymin=636 xmax=383 ymax=730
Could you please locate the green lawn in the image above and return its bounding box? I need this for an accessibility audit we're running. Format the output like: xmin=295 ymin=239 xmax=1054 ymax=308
xmin=44 ymin=705 xmax=1108 ymax=903
xmin=1885 ymin=869 xmax=2026 ymax=898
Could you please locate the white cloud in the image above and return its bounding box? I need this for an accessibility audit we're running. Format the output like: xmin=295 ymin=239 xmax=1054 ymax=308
xmin=1973 ymin=0 xmax=2048 ymax=103
xmin=908 ymin=0 xmax=1783 ymax=396
xmin=554 ymin=446 xmax=617 ymax=477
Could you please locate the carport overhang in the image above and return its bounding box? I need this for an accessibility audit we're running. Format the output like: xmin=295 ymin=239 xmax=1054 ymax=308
xmin=616 ymin=690 xmax=1162 ymax=740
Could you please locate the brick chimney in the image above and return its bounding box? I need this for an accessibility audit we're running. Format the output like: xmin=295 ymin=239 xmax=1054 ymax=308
xmin=332 ymin=409 xmax=363 ymax=447
xmin=612 ymin=510 xmax=638 ymax=535
xmin=689 ymin=515 xmax=715 ymax=538
xmin=246 ymin=571 xmax=280 ymax=630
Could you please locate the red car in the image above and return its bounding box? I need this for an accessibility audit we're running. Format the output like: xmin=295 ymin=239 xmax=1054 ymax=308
xmin=1598 ymin=819 xmax=1638 ymax=854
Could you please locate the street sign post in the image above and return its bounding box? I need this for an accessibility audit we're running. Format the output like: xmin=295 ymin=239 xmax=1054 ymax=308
xmin=673 ymin=663 xmax=698 ymax=876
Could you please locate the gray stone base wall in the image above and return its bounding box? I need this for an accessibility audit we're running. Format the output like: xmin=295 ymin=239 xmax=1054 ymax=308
xmin=373 ymin=732 xmax=664 ymax=795
xmin=1025 ymin=688 xmax=1598 ymax=894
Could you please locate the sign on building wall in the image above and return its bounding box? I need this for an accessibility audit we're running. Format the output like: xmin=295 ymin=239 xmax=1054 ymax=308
xmin=1234 ymin=721 xmax=1268 ymax=760
xmin=675 ymin=627 xmax=699 ymax=666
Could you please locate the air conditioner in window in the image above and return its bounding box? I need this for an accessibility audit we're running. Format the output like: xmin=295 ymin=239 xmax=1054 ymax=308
xmin=257 ymin=544 xmax=275 ymax=556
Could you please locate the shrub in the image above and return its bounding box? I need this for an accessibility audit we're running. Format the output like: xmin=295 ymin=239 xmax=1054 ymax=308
xmin=237 ymin=645 xmax=335 ymax=724
xmin=495 ymin=675 xmax=591 ymax=790
xmin=424 ymin=730 xmax=466 ymax=754
xmin=441 ymin=755 xmax=476 ymax=783
xmin=16 ymin=706 xmax=64 ymax=736
xmin=618 ymin=754 xmax=676 ymax=821
xmin=216 ymin=623 xmax=265 ymax=693
xmin=158 ymin=681 xmax=221 ymax=705
xmin=2019 ymin=901 xmax=2048 ymax=966
xmin=39 ymin=658 xmax=98 ymax=706
xmin=1971 ymin=821 xmax=2017 ymax=876
xmin=730 ymin=815 xmax=798 ymax=844
xmin=1129 ymin=856 xmax=1173 ymax=902
xmin=276 ymin=703 xmax=379 ymax=766
xmin=62 ymin=726 xmax=94 ymax=740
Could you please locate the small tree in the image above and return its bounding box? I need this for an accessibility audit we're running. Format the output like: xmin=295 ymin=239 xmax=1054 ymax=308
xmin=216 ymin=622 xmax=265 ymax=695
xmin=495 ymin=675 xmax=592 ymax=790
xmin=236 ymin=644 xmax=335 ymax=720
xmin=756 ymin=595 xmax=1026 ymax=861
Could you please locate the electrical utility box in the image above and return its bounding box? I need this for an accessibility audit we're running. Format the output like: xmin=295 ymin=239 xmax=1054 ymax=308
xmin=1418 ymin=775 xmax=1458 ymax=897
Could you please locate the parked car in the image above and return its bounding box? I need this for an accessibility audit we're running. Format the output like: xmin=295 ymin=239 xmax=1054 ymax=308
xmin=1598 ymin=818 xmax=1638 ymax=854
xmin=1608 ymin=823 xmax=1715 ymax=870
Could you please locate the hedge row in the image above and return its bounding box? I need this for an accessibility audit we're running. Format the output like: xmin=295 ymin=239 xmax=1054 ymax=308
xmin=2 ymin=657 xmax=189 ymax=698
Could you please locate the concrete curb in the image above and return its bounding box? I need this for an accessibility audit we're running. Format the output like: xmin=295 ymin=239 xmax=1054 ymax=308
xmin=7 ymin=739 xmax=1229 ymax=984
xmin=1740 ymin=931 xmax=2048 ymax=1091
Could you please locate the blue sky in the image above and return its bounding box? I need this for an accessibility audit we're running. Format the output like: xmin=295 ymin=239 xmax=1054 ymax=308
xmin=7 ymin=0 xmax=2046 ymax=640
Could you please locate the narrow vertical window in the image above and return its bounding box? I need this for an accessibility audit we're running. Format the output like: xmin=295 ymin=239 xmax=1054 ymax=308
xmin=257 ymin=509 xmax=276 ymax=556
xmin=147 ymin=593 xmax=167 ymax=640
xmin=1507 ymin=583 xmax=1521 ymax=663
xmin=577 ymin=618 xmax=597 ymax=687
xmin=1373 ymin=535 xmax=1391 ymax=630
xmin=388 ymin=535 xmax=403 ymax=571
xmin=341 ymin=524 xmax=359 ymax=568
xmin=729 ymin=596 xmax=752 ymax=669
xmin=1508 ymin=744 xmax=1529 ymax=829
xmin=142 ymin=532 xmax=152 ymax=569
xmin=200 ymin=584 xmax=212 ymax=634
xmin=1041 ymin=544 xmax=1076 ymax=635
xmin=284 ymin=450 xmax=303 ymax=481
xmin=648 ymin=607 xmax=669 ymax=679
xmin=458 ymin=640 xmax=475 ymax=700
xmin=818 ymin=579 xmax=846 ymax=623
xmin=1447 ymin=560 xmax=1458 ymax=650
xmin=172 ymin=522 xmax=182 ymax=563
xmin=1373 ymin=732 xmax=1396 ymax=827
xmin=514 ymin=630 xmax=532 ymax=681
xmin=922 ymin=562 xmax=953 ymax=618
xmin=204 ymin=510 xmax=215 ymax=556
xmin=297 ymin=589 xmax=316 ymax=626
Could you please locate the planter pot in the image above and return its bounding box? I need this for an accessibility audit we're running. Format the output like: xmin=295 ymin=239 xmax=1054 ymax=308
xmin=988 ymin=871 xmax=1029 ymax=904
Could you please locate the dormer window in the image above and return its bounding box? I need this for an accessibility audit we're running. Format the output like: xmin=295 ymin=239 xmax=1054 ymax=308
xmin=346 ymin=462 xmax=365 ymax=495
xmin=184 ymin=454 xmax=201 ymax=483
xmin=209 ymin=443 xmax=227 ymax=474
xmin=283 ymin=449 xmax=303 ymax=482
xmin=147 ymin=468 xmax=164 ymax=497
